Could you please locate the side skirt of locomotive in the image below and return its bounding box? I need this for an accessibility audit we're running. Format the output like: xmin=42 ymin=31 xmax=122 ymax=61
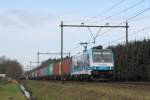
xmin=70 ymin=70 xmax=113 ymax=81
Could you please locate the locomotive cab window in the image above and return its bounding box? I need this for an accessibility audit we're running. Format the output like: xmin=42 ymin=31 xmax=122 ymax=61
xmin=93 ymin=49 xmax=113 ymax=63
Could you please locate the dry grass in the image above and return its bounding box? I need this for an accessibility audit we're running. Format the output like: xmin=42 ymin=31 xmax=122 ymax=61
xmin=25 ymin=80 xmax=150 ymax=100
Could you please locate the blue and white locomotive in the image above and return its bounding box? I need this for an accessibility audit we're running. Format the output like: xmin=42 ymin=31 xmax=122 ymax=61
xmin=71 ymin=46 xmax=114 ymax=79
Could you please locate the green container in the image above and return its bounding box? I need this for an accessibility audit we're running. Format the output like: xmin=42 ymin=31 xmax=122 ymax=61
xmin=32 ymin=71 xmax=35 ymax=77
xmin=47 ymin=63 xmax=54 ymax=75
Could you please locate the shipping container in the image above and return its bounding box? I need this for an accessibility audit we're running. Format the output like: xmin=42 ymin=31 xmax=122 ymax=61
xmin=62 ymin=58 xmax=71 ymax=75
xmin=44 ymin=66 xmax=48 ymax=76
xmin=42 ymin=67 xmax=45 ymax=77
xmin=31 ymin=71 xmax=35 ymax=78
xmin=39 ymin=68 xmax=43 ymax=77
xmin=37 ymin=68 xmax=40 ymax=77
xmin=54 ymin=62 xmax=60 ymax=76
xmin=42 ymin=67 xmax=46 ymax=76
xmin=35 ymin=70 xmax=37 ymax=78
xmin=61 ymin=58 xmax=72 ymax=80
xmin=47 ymin=63 xmax=54 ymax=75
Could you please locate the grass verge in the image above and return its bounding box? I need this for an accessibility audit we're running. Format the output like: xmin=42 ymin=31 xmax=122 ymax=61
xmin=25 ymin=80 xmax=150 ymax=100
xmin=0 ymin=80 xmax=26 ymax=100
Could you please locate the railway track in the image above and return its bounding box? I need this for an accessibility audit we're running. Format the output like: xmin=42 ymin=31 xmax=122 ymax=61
xmin=35 ymin=79 xmax=150 ymax=86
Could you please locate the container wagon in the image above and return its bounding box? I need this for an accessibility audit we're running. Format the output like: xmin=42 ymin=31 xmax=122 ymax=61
xmin=61 ymin=58 xmax=72 ymax=80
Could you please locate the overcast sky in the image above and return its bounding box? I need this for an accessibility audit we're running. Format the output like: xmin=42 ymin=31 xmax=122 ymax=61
xmin=0 ymin=0 xmax=150 ymax=70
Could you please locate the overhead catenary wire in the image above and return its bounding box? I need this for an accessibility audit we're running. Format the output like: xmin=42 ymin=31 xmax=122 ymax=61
xmin=95 ymin=6 xmax=150 ymax=39
xmin=84 ymin=0 xmax=125 ymax=23
xmin=128 ymin=26 xmax=150 ymax=37
xmin=102 ymin=26 xmax=150 ymax=45
xmin=88 ymin=0 xmax=146 ymax=24
xmin=130 ymin=15 xmax=150 ymax=22
xmin=95 ymin=27 xmax=102 ymax=38
xmin=82 ymin=6 xmax=150 ymax=50
xmin=87 ymin=27 xmax=102 ymax=44
xmin=104 ymin=0 xmax=146 ymax=20
xmin=68 ymin=2 xmax=150 ymax=53
xmin=68 ymin=27 xmax=102 ymax=52
xmin=125 ymin=7 xmax=150 ymax=21
xmin=87 ymin=27 xmax=95 ymax=42
xmin=93 ymin=1 xmax=150 ymax=38
xmin=68 ymin=45 xmax=82 ymax=52
xmin=59 ymin=0 xmax=124 ymax=24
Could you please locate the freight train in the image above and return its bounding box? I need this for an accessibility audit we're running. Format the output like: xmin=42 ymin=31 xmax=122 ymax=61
xmin=28 ymin=46 xmax=114 ymax=81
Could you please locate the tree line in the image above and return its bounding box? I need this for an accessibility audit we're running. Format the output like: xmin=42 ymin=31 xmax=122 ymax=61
xmin=0 ymin=56 xmax=23 ymax=79
xmin=109 ymin=39 xmax=150 ymax=81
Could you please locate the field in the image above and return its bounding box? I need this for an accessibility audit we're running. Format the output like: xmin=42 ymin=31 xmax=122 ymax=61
xmin=0 ymin=80 xmax=26 ymax=100
xmin=24 ymin=80 xmax=150 ymax=100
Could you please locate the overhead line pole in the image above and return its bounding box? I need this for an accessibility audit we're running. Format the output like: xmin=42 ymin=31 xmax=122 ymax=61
xmin=29 ymin=61 xmax=31 ymax=71
xmin=37 ymin=52 xmax=40 ymax=67
xmin=30 ymin=61 xmax=39 ymax=70
xmin=60 ymin=21 xmax=129 ymax=81
xmin=61 ymin=21 xmax=63 ymax=78
xmin=126 ymin=22 xmax=129 ymax=81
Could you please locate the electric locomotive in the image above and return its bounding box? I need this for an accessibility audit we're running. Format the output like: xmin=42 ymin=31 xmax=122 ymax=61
xmin=71 ymin=46 xmax=114 ymax=80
